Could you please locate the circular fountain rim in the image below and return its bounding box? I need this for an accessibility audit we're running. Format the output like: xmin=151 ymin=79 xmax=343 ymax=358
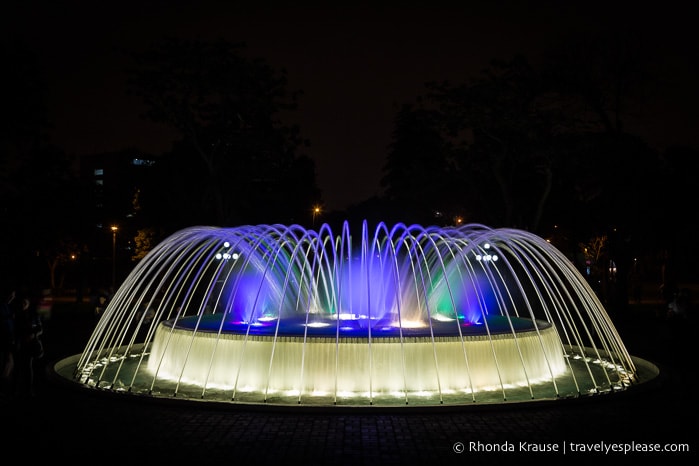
xmin=166 ymin=314 xmax=553 ymax=338
xmin=49 ymin=353 xmax=661 ymax=413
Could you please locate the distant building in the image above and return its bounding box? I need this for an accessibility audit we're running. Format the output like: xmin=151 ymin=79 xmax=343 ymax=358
xmin=80 ymin=149 xmax=156 ymax=226
xmin=78 ymin=149 xmax=158 ymax=286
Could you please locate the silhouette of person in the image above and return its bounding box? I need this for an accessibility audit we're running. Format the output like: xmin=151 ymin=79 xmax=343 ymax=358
xmin=659 ymin=248 xmax=677 ymax=305
xmin=12 ymin=291 xmax=44 ymax=397
xmin=0 ymin=287 xmax=16 ymax=395
xmin=94 ymin=293 xmax=109 ymax=324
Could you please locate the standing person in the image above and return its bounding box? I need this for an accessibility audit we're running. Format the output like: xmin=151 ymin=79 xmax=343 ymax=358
xmin=94 ymin=292 xmax=109 ymax=325
xmin=12 ymin=291 xmax=44 ymax=397
xmin=0 ymin=287 xmax=16 ymax=395
xmin=659 ymin=248 xmax=677 ymax=306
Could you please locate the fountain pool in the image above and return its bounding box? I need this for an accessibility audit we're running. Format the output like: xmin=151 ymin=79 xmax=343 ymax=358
xmin=54 ymin=221 xmax=650 ymax=407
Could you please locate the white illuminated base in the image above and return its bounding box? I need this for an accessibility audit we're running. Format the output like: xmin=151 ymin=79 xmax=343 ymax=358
xmin=147 ymin=320 xmax=567 ymax=398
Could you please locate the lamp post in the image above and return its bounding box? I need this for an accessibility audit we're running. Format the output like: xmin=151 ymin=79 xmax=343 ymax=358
xmin=111 ymin=225 xmax=118 ymax=289
xmin=312 ymin=205 xmax=321 ymax=227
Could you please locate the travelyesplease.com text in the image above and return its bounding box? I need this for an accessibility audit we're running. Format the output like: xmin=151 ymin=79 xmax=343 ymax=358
xmin=453 ymin=440 xmax=690 ymax=454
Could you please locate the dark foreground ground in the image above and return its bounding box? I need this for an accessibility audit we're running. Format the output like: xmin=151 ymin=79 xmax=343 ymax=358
xmin=2 ymin=289 xmax=697 ymax=465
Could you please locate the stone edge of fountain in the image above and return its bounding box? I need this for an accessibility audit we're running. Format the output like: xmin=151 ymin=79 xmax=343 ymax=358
xmin=46 ymin=353 xmax=662 ymax=414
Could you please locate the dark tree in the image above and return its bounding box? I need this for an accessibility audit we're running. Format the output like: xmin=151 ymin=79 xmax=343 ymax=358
xmin=380 ymin=104 xmax=461 ymax=225
xmin=653 ymin=146 xmax=699 ymax=281
xmin=128 ymin=38 xmax=319 ymax=228
xmin=1 ymin=41 xmax=90 ymax=290
xmin=385 ymin=40 xmax=661 ymax=237
xmin=422 ymin=56 xmax=559 ymax=231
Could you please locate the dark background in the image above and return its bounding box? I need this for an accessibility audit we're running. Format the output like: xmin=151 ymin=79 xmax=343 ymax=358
xmin=2 ymin=1 xmax=698 ymax=301
xmin=4 ymin=1 xmax=697 ymax=211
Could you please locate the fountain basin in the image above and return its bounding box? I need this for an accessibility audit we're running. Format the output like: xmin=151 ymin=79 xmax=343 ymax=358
xmin=147 ymin=315 xmax=564 ymax=398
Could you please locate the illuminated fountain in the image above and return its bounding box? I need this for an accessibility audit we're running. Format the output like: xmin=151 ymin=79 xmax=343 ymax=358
xmin=56 ymin=221 xmax=644 ymax=406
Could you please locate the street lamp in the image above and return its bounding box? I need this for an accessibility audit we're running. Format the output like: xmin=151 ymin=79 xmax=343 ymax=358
xmin=111 ymin=225 xmax=118 ymax=289
xmin=312 ymin=205 xmax=322 ymax=227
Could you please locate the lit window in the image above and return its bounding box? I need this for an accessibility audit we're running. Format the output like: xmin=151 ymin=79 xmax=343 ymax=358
xmin=132 ymin=158 xmax=155 ymax=166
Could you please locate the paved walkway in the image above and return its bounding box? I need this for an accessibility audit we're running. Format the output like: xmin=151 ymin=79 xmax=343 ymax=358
xmin=2 ymin=298 xmax=696 ymax=464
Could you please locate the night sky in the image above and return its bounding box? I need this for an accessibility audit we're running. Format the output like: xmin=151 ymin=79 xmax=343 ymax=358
xmin=5 ymin=1 xmax=698 ymax=212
